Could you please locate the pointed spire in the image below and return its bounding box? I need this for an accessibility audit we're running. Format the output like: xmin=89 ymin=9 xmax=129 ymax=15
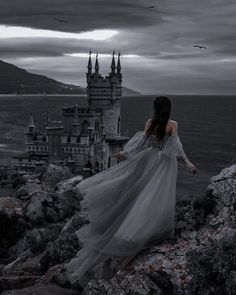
xmin=87 ymin=50 xmax=92 ymax=74
xmin=29 ymin=112 xmax=35 ymax=128
xmin=117 ymin=52 xmax=121 ymax=74
xmin=95 ymin=53 xmax=99 ymax=75
xmin=111 ymin=50 xmax=116 ymax=73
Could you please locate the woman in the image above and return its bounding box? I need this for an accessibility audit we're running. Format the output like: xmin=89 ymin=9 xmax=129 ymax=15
xmin=65 ymin=96 xmax=197 ymax=287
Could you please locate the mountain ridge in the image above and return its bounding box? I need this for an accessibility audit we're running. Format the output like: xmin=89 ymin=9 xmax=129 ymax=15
xmin=0 ymin=59 xmax=140 ymax=95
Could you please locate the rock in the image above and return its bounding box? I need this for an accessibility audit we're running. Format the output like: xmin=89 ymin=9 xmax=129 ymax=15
xmin=54 ymin=188 xmax=80 ymax=221
xmin=56 ymin=175 xmax=83 ymax=193
xmin=147 ymin=270 xmax=174 ymax=294
xmin=42 ymin=164 xmax=72 ymax=188
xmin=8 ymin=224 xmax=63 ymax=257
xmin=0 ymin=275 xmax=40 ymax=293
xmin=186 ymin=233 xmax=236 ymax=295
xmin=209 ymin=164 xmax=236 ymax=183
xmin=40 ymin=233 xmax=80 ymax=273
xmin=54 ymin=176 xmax=83 ymax=220
xmin=207 ymin=164 xmax=236 ymax=206
xmin=1 ymin=283 xmax=77 ymax=295
xmin=175 ymin=194 xmax=216 ymax=234
xmin=83 ymin=272 xmax=162 ymax=295
xmin=36 ymin=264 xmax=70 ymax=288
xmin=62 ymin=212 xmax=88 ymax=234
xmin=0 ymin=198 xmax=26 ymax=254
xmin=2 ymin=254 xmax=43 ymax=277
xmin=21 ymin=173 xmax=43 ymax=183
xmin=0 ymin=197 xmax=23 ymax=216
xmin=1 ymin=163 xmax=236 ymax=294
xmin=24 ymin=191 xmax=59 ymax=225
xmin=14 ymin=182 xmax=43 ymax=200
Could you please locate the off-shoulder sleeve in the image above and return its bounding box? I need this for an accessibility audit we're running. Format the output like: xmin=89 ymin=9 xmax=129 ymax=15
xmin=120 ymin=131 xmax=150 ymax=159
xmin=173 ymin=135 xmax=188 ymax=161
xmin=162 ymin=134 xmax=188 ymax=161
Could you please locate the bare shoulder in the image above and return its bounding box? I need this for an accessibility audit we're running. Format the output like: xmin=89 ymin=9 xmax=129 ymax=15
xmin=145 ymin=118 xmax=152 ymax=127
xmin=144 ymin=118 xmax=152 ymax=132
xmin=169 ymin=120 xmax=178 ymax=127
xmin=168 ymin=120 xmax=178 ymax=135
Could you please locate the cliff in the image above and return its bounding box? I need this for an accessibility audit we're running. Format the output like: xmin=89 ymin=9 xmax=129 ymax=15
xmin=0 ymin=163 xmax=236 ymax=294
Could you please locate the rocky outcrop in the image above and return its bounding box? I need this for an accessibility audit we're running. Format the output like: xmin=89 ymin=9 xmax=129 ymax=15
xmin=1 ymin=283 xmax=78 ymax=295
xmin=0 ymin=164 xmax=84 ymax=293
xmin=0 ymin=198 xmax=26 ymax=257
xmin=42 ymin=164 xmax=73 ymax=189
xmin=65 ymin=164 xmax=236 ymax=294
xmin=0 ymin=163 xmax=235 ymax=294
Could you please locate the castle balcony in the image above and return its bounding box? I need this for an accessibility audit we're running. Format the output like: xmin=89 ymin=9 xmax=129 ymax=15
xmin=105 ymin=135 xmax=130 ymax=145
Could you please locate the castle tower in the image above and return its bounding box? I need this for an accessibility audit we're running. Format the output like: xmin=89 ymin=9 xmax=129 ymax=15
xmin=86 ymin=51 xmax=122 ymax=137
xmin=72 ymin=104 xmax=80 ymax=135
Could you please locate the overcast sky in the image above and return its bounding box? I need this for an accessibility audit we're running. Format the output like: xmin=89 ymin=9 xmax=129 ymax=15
xmin=0 ymin=0 xmax=236 ymax=94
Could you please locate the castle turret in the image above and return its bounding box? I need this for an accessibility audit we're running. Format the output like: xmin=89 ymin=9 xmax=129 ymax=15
xmin=87 ymin=50 xmax=92 ymax=75
xmin=94 ymin=53 xmax=99 ymax=75
xmin=117 ymin=52 xmax=122 ymax=84
xmin=117 ymin=53 xmax=121 ymax=74
xmin=111 ymin=51 xmax=116 ymax=74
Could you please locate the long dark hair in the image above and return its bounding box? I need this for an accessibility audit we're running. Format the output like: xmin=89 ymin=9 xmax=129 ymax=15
xmin=146 ymin=96 xmax=172 ymax=141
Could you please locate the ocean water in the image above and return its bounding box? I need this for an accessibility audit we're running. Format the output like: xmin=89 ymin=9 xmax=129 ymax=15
xmin=0 ymin=94 xmax=235 ymax=198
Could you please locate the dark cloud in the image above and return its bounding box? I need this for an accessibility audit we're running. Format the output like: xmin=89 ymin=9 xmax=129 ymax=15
xmin=0 ymin=0 xmax=236 ymax=94
xmin=0 ymin=0 xmax=163 ymax=32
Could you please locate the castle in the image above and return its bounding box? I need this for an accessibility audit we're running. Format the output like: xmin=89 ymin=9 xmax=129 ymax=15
xmin=24 ymin=52 xmax=129 ymax=174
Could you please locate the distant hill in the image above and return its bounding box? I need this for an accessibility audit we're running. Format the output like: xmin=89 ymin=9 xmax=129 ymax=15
xmin=122 ymin=87 xmax=140 ymax=95
xmin=0 ymin=59 xmax=139 ymax=95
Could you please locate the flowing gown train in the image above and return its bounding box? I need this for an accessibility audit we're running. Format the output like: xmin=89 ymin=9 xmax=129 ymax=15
xmin=64 ymin=130 xmax=188 ymax=286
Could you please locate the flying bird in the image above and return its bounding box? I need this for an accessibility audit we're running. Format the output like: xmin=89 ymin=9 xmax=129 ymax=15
xmin=54 ymin=18 xmax=69 ymax=24
xmin=148 ymin=5 xmax=156 ymax=8
xmin=194 ymin=45 xmax=207 ymax=49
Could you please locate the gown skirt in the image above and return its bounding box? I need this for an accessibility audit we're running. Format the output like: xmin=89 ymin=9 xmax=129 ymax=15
xmin=64 ymin=132 xmax=185 ymax=286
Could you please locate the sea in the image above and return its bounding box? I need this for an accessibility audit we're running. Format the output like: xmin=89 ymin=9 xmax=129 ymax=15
xmin=0 ymin=94 xmax=235 ymax=199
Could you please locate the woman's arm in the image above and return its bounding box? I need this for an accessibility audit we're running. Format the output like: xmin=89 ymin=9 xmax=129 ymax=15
xmin=171 ymin=122 xmax=197 ymax=175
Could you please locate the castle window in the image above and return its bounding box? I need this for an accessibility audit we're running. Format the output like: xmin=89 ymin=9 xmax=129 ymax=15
xmin=67 ymin=136 xmax=71 ymax=143
xmin=81 ymin=120 xmax=89 ymax=134
xmin=33 ymin=133 xmax=38 ymax=141
xmin=95 ymin=120 xmax=100 ymax=131
xmin=117 ymin=116 xmax=121 ymax=134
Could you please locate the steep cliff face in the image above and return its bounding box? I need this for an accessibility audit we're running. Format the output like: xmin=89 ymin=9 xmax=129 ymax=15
xmin=0 ymin=164 xmax=236 ymax=294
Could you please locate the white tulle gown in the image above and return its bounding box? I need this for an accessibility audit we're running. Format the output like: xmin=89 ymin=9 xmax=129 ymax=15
xmin=65 ymin=130 xmax=188 ymax=286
